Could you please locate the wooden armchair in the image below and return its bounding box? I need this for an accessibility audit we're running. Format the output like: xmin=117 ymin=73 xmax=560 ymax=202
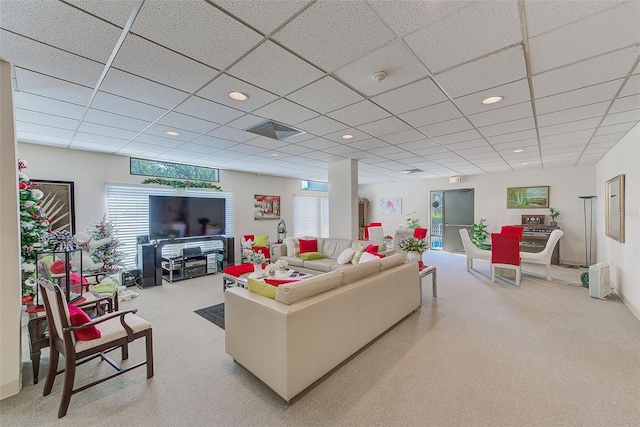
xmin=38 ymin=278 xmax=154 ymax=418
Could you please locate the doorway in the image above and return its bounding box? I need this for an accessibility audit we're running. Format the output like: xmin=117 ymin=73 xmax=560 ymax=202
xmin=430 ymin=189 xmax=474 ymax=252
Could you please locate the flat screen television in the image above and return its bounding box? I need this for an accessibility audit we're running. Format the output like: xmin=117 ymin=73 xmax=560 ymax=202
xmin=149 ymin=195 xmax=225 ymax=240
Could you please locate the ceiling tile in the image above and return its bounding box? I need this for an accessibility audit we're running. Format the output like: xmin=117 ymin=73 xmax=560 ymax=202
xmin=601 ymin=108 xmax=640 ymax=127
xmin=323 ymin=129 xmax=370 ymax=144
xmin=13 ymin=92 xmax=85 ymax=119
xmin=435 ymin=130 xmax=483 ymax=145
xmin=434 ymin=46 xmax=527 ymax=98
xmin=112 ymin=34 xmax=218 ymax=93
xmin=100 ymin=68 xmax=188 ymax=109
xmin=252 ymin=98 xmax=318 ymax=125
xmin=479 ymin=117 xmax=536 ymax=137
xmin=486 ymin=129 xmax=538 ymax=144
xmin=206 ymin=126 xmax=256 ymax=143
xmin=131 ymin=133 xmax=182 ymax=149
xmin=326 ymin=100 xmax=390 ymax=127
xmin=297 ymin=137 xmax=339 ymax=151
xmin=84 ymin=109 xmax=151 ymax=132
xmin=157 ymin=112 xmax=219 ymax=135
xmin=539 ymin=129 xmax=594 ymax=144
xmin=215 ymin=0 xmax=309 ymax=34
xmin=619 ymin=73 xmax=640 ymax=97
xmin=15 ymin=109 xmax=79 ymax=131
xmin=594 ymin=121 xmax=637 ymax=136
xmin=609 ymin=94 xmax=640 ymax=114
xmin=190 ymin=135 xmax=236 ymax=150
xmin=379 ymin=129 xmax=427 ymax=145
xmin=454 ymin=79 xmax=532 ymax=116
xmin=537 ymin=101 xmax=609 ymax=127
xmin=534 ymin=79 xmax=623 ymax=114
xmin=405 ymin=0 xmax=521 ymax=73
xmin=286 ymin=76 xmax=363 ymax=114
xmin=467 ymin=102 xmax=534 ymax=128
xmin=356 ymin=116 xmax=412 ymax=138
xmin=69 ymin=140 xmax=120 ymax=152
xmin=272 ymin=1 xmax=395 ymax=72
xmin=399 ymin=101 xmax=462 ymax=128
xmin=418 ymin=117 xmax=474 ymax=138
xmin=348 ymin=138 xmax=391 ymax=151
xmin=372 ymin=78 xmax=448 ymax=115
xmin=14 ymin=68 xmax=93 ymax=106
xmin=78 ymin=122 xmax=138 ymax=140
xmin=196 ymin=73 xmax=279 ymax=112
xmin=143 ymin=124 xmax=201 ymax=142
xmin=91 ymin=91 xmax=167 ymax=122
xmin=174 ymin=96 xmax=244 ymax=125
xmin=538 ymin=117 xmax=601 ymax=137
xmin=66 ymin=0 xmax=134 ymax=27
xmin=227 ymin=41 xmax=325 ymax=96
xmin=334 ymin=40 xmax=430 ymax=96
xmin=131 ymin=0 xmax=263 ymax=69
xmin=396 ymin=139 xmax=440 ymax=151
xmin=296 ymin=116 xmax=350 ymax=137
xmin=16 ymin=122 xmax=74 ymax=139
xmin=74 ymin=132 xmax=129 ymax=147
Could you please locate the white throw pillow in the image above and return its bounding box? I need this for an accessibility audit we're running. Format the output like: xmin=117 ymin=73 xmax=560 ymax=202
xmin=358 ymin=251 xmax=379 ymax=264
xmin=337 ymin=247 xmax=355 ymax=264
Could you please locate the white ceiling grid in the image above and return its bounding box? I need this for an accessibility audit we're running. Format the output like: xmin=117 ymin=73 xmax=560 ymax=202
xmin=1 ymin=0 xmax=639 ymax=184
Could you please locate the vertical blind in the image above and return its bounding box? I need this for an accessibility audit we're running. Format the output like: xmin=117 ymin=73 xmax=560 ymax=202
xmin=293 ymin=195 xmax=329 ymax=238
xmin=106 ymin=184 xmax=234 ymax=267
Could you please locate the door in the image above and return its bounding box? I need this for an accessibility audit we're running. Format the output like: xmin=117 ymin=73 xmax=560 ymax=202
xmin=442 ymin=189 xmax=474 ymax=252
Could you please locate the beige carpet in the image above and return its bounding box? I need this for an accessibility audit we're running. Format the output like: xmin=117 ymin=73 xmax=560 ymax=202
xmin=2 ymin=250 xmax=639 ymax=427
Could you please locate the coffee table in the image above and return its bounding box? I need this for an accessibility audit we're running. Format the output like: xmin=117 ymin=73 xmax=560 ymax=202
xmin=234 ymin=269 xmax=311 ymax=288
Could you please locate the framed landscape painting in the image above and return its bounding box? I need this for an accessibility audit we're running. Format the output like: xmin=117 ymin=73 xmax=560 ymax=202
xmin=254 ymin=194 xmax=281 ymax=220
xmin=32 ymin=180 xmax=76 ymax=233
xmin=507 ymin=186 xmax=549 ymax=209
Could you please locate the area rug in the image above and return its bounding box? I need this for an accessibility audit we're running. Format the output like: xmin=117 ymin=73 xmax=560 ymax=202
xmin=194 ymin=303 xmax=225 ymax=330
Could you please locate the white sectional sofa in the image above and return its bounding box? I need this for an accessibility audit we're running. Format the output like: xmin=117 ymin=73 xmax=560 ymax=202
xmin=278 ymin=236 xmax=394 ymax=274
xmin=224 ymin=253 xmax=420 ymax=403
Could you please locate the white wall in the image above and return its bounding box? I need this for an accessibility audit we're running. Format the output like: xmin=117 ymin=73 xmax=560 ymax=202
xmin=359 ymin=166 xmax=597 ymax=266
xmin=595 ymin=123 xmax=640 ymax=318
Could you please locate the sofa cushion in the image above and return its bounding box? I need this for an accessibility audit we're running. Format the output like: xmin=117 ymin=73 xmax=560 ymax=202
xmin=285 ymin=238 xmax=300 ymax=257
xmin=337 ymin=247 xmax=355 ymax=264
xmin=320 ymin=238 xmax=353 ymax=259
xmin=351 ymin=244 xmax=366 ymax=265
xmin=247 ymin=277 xmax=278 ymax=299
xmin=339 ymin=260 xmax=380 ymax=285
xmin=279 ymin=256 xmax=304 ymax=267
xmin=300 ymin=251 xmax=324 ymax=260
xmin=299 ymin=239 xmax=318 ymax=254
xmin=379 ymin=253 xmax=406 ymax=271
xmin=303 ymin=258 xmax=338 ymax=272
xmin=359 ymin=252 xmax=379 ymax=264
xmin=275 ymin=271 xmax=344 ymax=305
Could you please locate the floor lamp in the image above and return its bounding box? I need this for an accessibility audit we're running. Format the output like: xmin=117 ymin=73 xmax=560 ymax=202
xmin=579 ymin=196 xmax=596 ymax=268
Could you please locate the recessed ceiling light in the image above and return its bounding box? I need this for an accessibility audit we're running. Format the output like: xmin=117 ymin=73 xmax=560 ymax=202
xmin=482 ymin=96 xmax=503 ymax=105
xmin=133 ymin=151 xmax=145 ymax=155
xmin=165 ymin=131 xmax=179 ymax=136
xmin=521 ymin=162 xmax=529 ymax=165
xmin=270 ymin=153 xmax=279 ymax=157
xmin=342 ymin=134 xmax=353 ymax=140
xmin=513 ymin=149 xmax=524 ymax=153
xmin=229 ymin=91 xmax=248 ymax=101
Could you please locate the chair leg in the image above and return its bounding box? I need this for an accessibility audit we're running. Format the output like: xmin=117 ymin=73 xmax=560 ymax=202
xmin=145 ymin=329 xmax=154 ymax=379
xmin=43 ymin=347 xmax=59 ymax=396
xmin=58 ymin=355 xmax=76 ymax=418
xmin=467 ymin=258 xmax=472 ymax=271
xmin=516 ymin=268 xmax=521 ymax=286
xmin=121 ymin=343 xmax=129 ymax=360
xmin=545 ymin=265 xmax=552 ymax=281
xmin=491 ymin=265 xmax=496 ymax=282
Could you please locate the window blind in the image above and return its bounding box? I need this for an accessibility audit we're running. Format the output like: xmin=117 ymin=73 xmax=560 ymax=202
xmin=293 ymin=195 xmax=329 ymax=238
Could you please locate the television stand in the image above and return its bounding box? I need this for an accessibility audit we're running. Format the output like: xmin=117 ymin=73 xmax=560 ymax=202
xmin=162 ymin=251 xmax=218 ymax=282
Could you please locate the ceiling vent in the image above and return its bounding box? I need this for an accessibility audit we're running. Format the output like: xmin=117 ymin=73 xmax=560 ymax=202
xmin=400 ymin=168 xmax=424 ymax=174
xmin=245 ymin=120 xmax=306 ymax=140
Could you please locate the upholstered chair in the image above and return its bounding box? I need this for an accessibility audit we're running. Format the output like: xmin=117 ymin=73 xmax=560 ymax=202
xmin=491 ymin=233 xmax=522 ymax=286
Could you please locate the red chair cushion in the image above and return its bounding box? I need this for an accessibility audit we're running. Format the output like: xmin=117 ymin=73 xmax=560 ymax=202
xmin=491 ymin=233 xmax=521 ymax=265
xmin=222 ymin=263 xmax=255 ymax=277
xmin=413 ymin=228 xmax=428 ymax=239
xmin=299 ymin=239 xmax=318 ymax=254
xmin=252 ymin=246 xmax=270 ymax=259
xmin=67 ymin=304 xmax=101 ymax=341
xmin=500 ymin=226 xmax=524 ymax=241
xmin=243 ymin=234 xmax=255 ymax=242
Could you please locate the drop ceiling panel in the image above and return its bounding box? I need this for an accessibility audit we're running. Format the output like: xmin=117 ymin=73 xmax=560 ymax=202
xmin=214 ymin=0 xmax=310 ymax=35
xmin=534 ymin=79 xmax=623 ymax=115
xmin=16 ymin=122 xmax=74 ymax=139
xmin=356 ymin=116 xmax=412 ymax=138
xmin=334 ymin=40 xmax=430 ymax=97
xmin=78 ymin=122 xmax=138 ymax=140
xmin=445 ymin=139 xmax=491 ymax=151
xmin=66 ymin=0 xmax=134 ymax=27
xmin=196 ymin=73 xmax=279 ymax=112
xmin=15 ymin=109 xmax=79 ymax=130
xmin=157 ymin=112 xmax=219 ymax=135
xmin=297 ymin=138 xmax=339 ymax=151
xmin=433 ymin=46 xmax=527 ymax=98
xmin=100 ymin=69 xmax=188 ymax=109
xmin=13 ymin=93 xmax=85 ymax=119
xmin=112 ymin=34 xmax=218 ymax=93
xmin=74 ymin=132 xmax=129 ymax=147
xmin=174 ymin=96 xmax=244 ymax=125
xmin=15 ymin=68 xmax=93 ymax=105
xmin=84 ymin=109 xmax=151 ymax=132
xmin=405 ymin=0 xmax=521 ymax=73
xmin=286 ymin=76 xmax=363 ymax=114
xmin=91 ymin=92 xmax=167 ymax=122
xmin=594 ymin=121 xmax=637 ymax=136
xmin=348 ymin=138 xmax=391 ymax=151
xmin=536 ymin=101 xmax=609 ymax=127
xmin=379 ymin=129 xmax=427 ymax=145
xmin=69 ymin=140 xmax=121 ymax=152
xmin=130 ymin=133 xmax=182 ymax=149
xmin=486 ymin=129 xmax=538 ymax=144
xmin=453 ymin=79 xmax=532 ymax=116
xmin=276 ymin=144 xmax=316 ymax=156
xmin=539 ymin=129 xmax=594 ymax=144
xmin=395 ymin=139 xmax=440 ymax=151
xmin=532 ymin=47 xmax=640 ymax=98
xmin=142 ymin=124 xmax=200 ymax=142
xmin=0 ymin=0 xmax=121 ymax=62
xmin=609 ymin=94 xmax=640 ymax=114
xmin=436 ymin=130 xmax=483 ymax=145
xmin=172 ymin=142 xmax=219 ymax=155
xmin=372 ymin=78 xmax=448 ymax=116
xmin=272 ymin=1 xmax=395 ymax=72
xmin=528 ymin=1 xmax=639 ymax=74
xmin=601 ymin=108 xmax=640 ymax=126
xmin=190 ymin=135 xmax=236 ymax=150
xmin=252 ymin=98 xmax=318 ymax=125
xmin=227 ymin=41 xmax=325 ymax=96
xmin=323 ymin=129 xmax=370 ymax=144
xmin=418 ymin=117 xmax=474 ymax=138
xmin=399 ymin=101 xmax=462 ymax=128
xmin=296 ymin=116 xmax=349 ymax=137
xmin=242 ymin=136 xmax=287 ymax=150
xmin=326 ymin=100 xmax=391 ymax=127
xmin=131 ymin=0 xmax=263 ymax=70
xmin=120 ymin=141 xmax=170 ymax=155
xmin=619 ymin=73 xmax=640 ymax=97
xmin=467 ymin=102 xmax=534 ymax=128
xmin=322 ymin=145 xmax=361 ymax=156
xmin=206 ymin=126 xmax=257 ymax=143
xmin=538 ymin=117 xmax=601 ymax=137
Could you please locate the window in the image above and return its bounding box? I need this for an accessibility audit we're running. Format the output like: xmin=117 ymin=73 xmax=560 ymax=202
xmin=106 ymin=184 xmax=233 ymax=267
xmin=130 ymin=158 xmax=219 ymax=182
xmin=293 ymin=195 xmax=329 ymax=237
xmin=301 ymin=180 xmax=329 ymax=191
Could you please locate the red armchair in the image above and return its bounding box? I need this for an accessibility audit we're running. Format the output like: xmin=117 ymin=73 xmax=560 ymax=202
xmin=491 ymin=233 xmax=521 ymax=286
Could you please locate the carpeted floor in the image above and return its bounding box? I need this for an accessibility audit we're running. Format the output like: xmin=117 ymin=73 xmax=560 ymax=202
xmin=194 ymin=302 xmax=225 ymax=330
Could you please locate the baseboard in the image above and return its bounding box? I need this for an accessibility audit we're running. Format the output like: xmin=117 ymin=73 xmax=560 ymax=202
xmin=615 ymin=286 xmax=640 ymax=321
xmin=0 ymin=378 xmax=20 ymax=400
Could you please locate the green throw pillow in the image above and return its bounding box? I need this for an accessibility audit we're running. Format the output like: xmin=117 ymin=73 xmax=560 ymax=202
xmin=299 ymin=251 xmax=324 ymax=260
xmin=247 ymin=277 xmax=277 ymax=299
xmin=351 ymin=244 xmax=365 ymax=265
xmin=254 ymin=235 xmax=269 ymax=247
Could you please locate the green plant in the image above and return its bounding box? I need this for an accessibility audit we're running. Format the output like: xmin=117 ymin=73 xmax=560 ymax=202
xmin=471 ymin=218 xmax=490 ymax=250
xmin=405 ymin=211 xmax=420 ymax=229
xmin=550 ymin=207 xmax=560 ymax=222
xmin=397 ymin=236 xmax=428 ymax=253
xmin=142 ymin=177 xmax=221 ymax=190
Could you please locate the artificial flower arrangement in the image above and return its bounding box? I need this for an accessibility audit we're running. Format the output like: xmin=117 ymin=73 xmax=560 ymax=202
xmin=274 ymin=259 xmax=288 ymax=270
xmin=244 ymin=249 xmax=266 ymax=265
xmin=264 ymin=259 xmax=289 ymax=276
xmin=397 ymin=236 xmax=428 ymax=253
xmin=264 ymin=263 xmax=278 ymax=274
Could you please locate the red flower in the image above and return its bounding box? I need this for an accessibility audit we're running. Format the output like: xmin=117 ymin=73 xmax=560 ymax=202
xmin=19 ymin=182 xmax=28 ymax=190
xmin=32 ymin=214 xmax=39 ymax=219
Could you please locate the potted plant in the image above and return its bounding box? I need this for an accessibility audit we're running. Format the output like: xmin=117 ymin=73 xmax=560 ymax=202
xmin=243 ymin=250 xmax=266 ymax=274
xmin=549 ymin=208 xmax=560 ymax=227
xmin=405 ymin=211 xmax=420 ymax=229
xmin=471 ymin=218 xmax=490 ymax=250
xmin=397 ymin=236 xmax=428 ymax=262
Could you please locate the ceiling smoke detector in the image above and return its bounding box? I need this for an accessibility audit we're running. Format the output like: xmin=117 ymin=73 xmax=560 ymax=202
xmin=245 ymin=120 xmax=306 ymax=140
xmin=372 ymin=71 xmax=387 ymax=82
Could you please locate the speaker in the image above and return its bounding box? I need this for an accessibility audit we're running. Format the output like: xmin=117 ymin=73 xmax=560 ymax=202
xmin=137 ymin=243 xmax=157 ymax=288
xmin=122 ymin=269 xmax=140 ymax=287
xmin=181 ymin=247 xmax=202 ymax=256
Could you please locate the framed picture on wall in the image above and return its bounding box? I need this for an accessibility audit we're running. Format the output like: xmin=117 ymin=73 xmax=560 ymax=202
xmin=32 ymin=180 xmax=76 ymax=233
xmin=380 ymin=198 xmax=402 ymax=214
xmin=507 ymin=186 xmax=549 ymax=209
xmin=254 ymin=194 xmax=281 ymax=220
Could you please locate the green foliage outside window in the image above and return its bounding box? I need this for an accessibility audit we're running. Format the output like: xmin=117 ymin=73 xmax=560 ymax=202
xmin=131 ymin=158 xmax=219 ymax=182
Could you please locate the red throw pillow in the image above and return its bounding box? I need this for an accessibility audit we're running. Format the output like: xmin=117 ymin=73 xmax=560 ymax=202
xmin=263 ymin=278 xmax=301 ymax=286
xmin=371 ymin=253 xmax=385 ymax=258
xmin=67 ymin=304 xmax=101 ymax=341
xmin=365 ymin=244 xmax=379 ymax=253
xmin=298 ymin=239 xmax=318 ymax=254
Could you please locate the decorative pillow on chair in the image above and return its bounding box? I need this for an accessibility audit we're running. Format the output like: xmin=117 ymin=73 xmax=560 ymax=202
xmin=286 ymin=238 xmax=300 ymax=257
xmin=67 ymin=304 xmax=101 ymax=341
xmin=247 ymin=277 xmax=277 ymax=299
xmin=253 ymin=235 xmax=269 ymax=247
xmin=300 ymin=251 xmax=324 ymax=260
xmin=337 ymin=247 xmax=356 ymax=264
xmin=299 ymin=238 xmax=318 ymax=254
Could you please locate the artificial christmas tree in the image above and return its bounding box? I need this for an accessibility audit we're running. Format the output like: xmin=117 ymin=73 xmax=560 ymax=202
xmin=88 ymin=215 xmax=125 ymax=273
xmin=18 ymin=159 xmax=52 ymax=295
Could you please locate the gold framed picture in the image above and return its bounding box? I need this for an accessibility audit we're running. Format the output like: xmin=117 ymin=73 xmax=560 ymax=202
xmin=507 ymin=186 xmax=549 ymax=209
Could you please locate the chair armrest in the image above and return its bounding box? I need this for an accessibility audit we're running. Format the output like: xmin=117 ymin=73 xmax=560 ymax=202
xmin=65 ymin=308 xmax=139 ymax=340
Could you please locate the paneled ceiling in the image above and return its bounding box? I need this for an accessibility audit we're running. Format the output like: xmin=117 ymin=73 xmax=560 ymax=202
xmin=1 ymin=0 xmax=639 ymax=184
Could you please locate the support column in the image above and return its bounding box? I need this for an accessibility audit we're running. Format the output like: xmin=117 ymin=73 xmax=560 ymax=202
xmin=328 ymin=159 xmax=358 ymax=240
xmin=0 ymin=60 xmax=23 ymax=398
